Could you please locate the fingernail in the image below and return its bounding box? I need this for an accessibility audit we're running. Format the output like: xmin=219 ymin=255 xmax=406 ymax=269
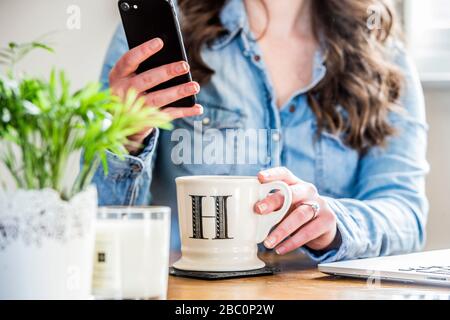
xmin=257 ymin=202 xmax=268 ymax=213
xmin=149 ymin=38 xmax=162 ymax=50
xmin=176 ymin=62 xmax=189 ymax=73
xmin=196 ymin=105 xmax=204 ymax=114
xmin=260 ymin=171 xmax=270 ymax=178
xmin=276 ymin=246 xmax=286 ymax=255
xmin=264 ymin=236 xmax=275 ymax=248
xmin=187 ymin=82 xmax=200 ymax=94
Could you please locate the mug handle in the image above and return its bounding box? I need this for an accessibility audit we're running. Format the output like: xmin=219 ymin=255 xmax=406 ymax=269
xmin=255 ymin=181 xmax=293 ymax=243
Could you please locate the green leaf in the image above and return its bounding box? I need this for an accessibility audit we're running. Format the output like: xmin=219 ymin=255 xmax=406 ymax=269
xmin=0 ymin=39 xmax=172 ymax=199
xmin=31 ymin=42 xmax=54 ymax=53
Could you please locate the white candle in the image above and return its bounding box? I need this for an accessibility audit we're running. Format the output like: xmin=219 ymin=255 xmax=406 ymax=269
xmin=92 ymin=207 xmax=171 ymax=300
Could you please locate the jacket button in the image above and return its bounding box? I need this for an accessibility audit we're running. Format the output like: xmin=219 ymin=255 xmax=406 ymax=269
xmin=202 ymin=117 xmax=211 ymax=125
xmin=254 ymin=55 xmax=261 ymax=62
xmin=289 ymin=105 xmax=296 ymax=113
xmin=272 ymin=132 xmax=281 ymax=142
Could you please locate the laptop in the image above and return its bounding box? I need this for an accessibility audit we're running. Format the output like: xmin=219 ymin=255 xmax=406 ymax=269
xmin=318 ymin=249 xmax=450 ymax=287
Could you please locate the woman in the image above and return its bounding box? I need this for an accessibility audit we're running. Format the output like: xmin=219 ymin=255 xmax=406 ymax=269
xmin=94 ymin=0 xmax=428 ymax=262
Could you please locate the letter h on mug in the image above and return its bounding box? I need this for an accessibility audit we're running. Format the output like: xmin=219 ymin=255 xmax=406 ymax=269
xmin=189 ymin=195 xmax=233 ymax=240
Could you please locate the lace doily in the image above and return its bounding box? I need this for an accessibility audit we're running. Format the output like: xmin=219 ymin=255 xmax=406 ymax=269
xmin=0 ymin=187 xmax=97 ymax=250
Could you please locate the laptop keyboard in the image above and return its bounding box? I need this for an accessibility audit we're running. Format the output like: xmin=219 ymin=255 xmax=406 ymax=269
xmin=399 ymin=266 xmax=450 ymax=276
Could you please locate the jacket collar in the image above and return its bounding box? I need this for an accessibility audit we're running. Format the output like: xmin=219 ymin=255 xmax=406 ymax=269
xmin=220 ymin=0 xmax=247 ymax=34
xmin=211 ymin=0 xmax=248 ymax=49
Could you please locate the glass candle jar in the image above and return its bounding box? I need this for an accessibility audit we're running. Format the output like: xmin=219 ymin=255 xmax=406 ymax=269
xmin=93 ymin=206 xmax=171 ymax=300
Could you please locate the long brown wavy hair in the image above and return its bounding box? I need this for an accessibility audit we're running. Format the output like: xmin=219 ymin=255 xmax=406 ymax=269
xmin=178 ymin=0 xmax=403 ymax=154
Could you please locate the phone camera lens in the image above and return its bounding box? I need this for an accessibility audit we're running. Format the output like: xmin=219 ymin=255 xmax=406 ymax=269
xmin=120 ymin=2 xmax=130 ymax=11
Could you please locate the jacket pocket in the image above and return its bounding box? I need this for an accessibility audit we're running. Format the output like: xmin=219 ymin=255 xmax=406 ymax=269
xmin=175 ymin=99 xmax=245 ymax=131
xmin=170 ymin=100 xmax=246 ymax=175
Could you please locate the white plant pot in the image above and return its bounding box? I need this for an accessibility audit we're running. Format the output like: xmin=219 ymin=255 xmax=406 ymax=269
xmin=0 ymin=187 xmax=97 ymax=300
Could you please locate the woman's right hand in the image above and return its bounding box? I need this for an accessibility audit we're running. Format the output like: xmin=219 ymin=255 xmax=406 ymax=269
xmin=109 ymin=37 xmax=203 ymax=153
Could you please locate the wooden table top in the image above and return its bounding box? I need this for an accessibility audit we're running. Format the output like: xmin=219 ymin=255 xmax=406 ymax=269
xmin=168 ymin=252 xmax=450 ymax=300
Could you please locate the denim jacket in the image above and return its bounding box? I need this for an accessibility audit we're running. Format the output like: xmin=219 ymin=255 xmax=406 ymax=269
xmin=93 ymin=0 xmax=429 ymax=262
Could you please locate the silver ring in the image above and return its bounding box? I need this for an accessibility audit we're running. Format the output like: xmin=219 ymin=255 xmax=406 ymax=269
xmin=300 ymin=202 xmax=320 ymax=221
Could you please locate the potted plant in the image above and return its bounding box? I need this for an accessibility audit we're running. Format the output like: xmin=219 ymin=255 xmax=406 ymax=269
xmin=0 ymin=41 xmax=172 ymax=299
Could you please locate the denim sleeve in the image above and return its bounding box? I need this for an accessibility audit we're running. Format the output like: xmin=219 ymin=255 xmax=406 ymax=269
xmin=91 ymin=25 xmax=158 ymax=206
xmin=302 ymin=46 xmax=429 ymax=263
xmin=92 ymin=129 xmax=159 ymax=206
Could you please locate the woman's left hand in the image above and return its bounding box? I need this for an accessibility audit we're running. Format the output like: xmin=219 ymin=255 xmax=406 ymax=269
xmin=254 ymin=167 xmax=339 ymax=255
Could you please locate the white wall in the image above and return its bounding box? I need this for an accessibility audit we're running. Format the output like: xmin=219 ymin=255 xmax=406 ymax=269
xmin=0 ymin=0 xmax=119 ymax=89
xmin=424 ymin=88 xmax=450 ymax=250
xmin=1 ymin=0 xmax=449 ymax=249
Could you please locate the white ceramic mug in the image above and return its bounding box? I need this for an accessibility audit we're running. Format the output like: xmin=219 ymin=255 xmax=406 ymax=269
xmin=173 ymin=176 xmax=293 ymax=272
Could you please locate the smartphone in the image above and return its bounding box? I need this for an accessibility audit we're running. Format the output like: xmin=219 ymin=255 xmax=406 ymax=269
xmin=118 ymin=0 xmax=196 ymax=108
